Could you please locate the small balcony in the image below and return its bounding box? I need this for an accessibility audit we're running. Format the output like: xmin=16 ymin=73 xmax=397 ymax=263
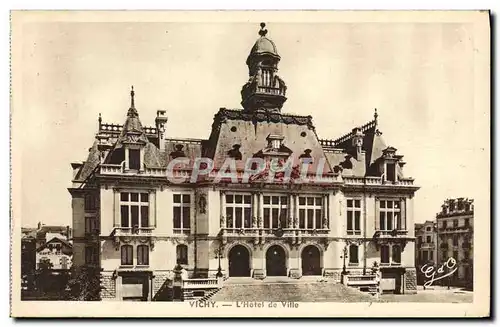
xmin=374 ymin=229 xmax=409 ymax=238
xmin=440 ymin=243 xmax=449 ymax=250
xmin=111 ymin=226 xmax=155 ymax=237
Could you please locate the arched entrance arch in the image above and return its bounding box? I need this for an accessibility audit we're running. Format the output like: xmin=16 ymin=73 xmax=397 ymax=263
xmin=266 ymin=245 xmax=287 ymax=276
xmin=228 ymin=244 xmax=251 ymax=277
xmin=301 ymin=245 xmax=321 ymax=276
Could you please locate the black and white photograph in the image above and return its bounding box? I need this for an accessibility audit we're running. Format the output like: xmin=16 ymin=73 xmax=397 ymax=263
xmin=10 ymin=10 xmax=490 ymax=317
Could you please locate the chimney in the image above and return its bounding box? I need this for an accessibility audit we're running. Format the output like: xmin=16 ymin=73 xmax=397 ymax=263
xmin=37 ymin=222 xmax=41 ymax=230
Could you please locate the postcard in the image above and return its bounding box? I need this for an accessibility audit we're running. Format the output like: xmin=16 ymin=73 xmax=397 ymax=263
xmin=10 ymin=10 xmax=490 ymax=317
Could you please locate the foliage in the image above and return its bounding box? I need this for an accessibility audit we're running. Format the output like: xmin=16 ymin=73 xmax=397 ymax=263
xmin=64 ymin=266 xmax=102 ymax=301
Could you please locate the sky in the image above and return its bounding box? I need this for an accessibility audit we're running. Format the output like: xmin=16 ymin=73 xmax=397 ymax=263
xmin=16 ymin=20 xmax=480 ymax=227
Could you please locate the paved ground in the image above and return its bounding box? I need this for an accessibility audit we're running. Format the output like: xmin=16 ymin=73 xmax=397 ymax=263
xmin=380 ymin=286 xmax=473 ymax=303
xmin=211 ymin=279 xmax=473 ymax=303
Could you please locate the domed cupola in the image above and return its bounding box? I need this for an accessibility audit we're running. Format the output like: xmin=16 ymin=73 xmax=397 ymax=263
xmin=241 ymin=23 xmax=287 ymax=113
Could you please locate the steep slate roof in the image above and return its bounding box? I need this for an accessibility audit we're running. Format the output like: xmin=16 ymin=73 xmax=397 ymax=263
xmin=202 ymin=108 xmax=332 ymax=174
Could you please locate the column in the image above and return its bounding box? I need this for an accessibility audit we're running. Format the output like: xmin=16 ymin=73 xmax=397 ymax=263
xmin=140 ymin=148 xmax=145 ymax=172
xmin=150 ymin=190 xmax=156 ymax=228
xmin=287 ymin=194 xmax=293 ymax=228
xmin=113 ymin=189 xmax=120 ymax=228
xmin=124 ymin=147 xmax=129 ymax=170
xmin=252 ymin=192 xmax=258 ymax=228
xmin=220 ymin=191 xmax=225 ymax=228
xmin=258 ymin=192 xmax=264 ymax=228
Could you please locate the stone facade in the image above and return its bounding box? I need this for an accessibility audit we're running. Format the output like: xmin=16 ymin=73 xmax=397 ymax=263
xmin=101 ymin=274 xmax=116 ymax=300
xmin=404 ymin=268 xmax=417 ymax=293
xmin=68 ymin=23 xmax=420 ymax=300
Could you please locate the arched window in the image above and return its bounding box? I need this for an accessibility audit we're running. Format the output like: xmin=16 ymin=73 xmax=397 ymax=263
xmin=392 ymin=245 xmax=401 ymax=264
xmin=349 ymin=244 xmax=359 ymax=264
xmin=137 ymin=245 xmax=149 ymax=266
xmin=176 ymin=245 xmax=188 ymax=265
xmin=121 ymin=245 xmax=133 ymax=265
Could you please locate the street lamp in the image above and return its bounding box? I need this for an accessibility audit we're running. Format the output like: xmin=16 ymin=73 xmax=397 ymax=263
xmin=215 ymin=236 xmax=223 ymax=278
xmin=340 ymin=245 xmax=348 ymax=275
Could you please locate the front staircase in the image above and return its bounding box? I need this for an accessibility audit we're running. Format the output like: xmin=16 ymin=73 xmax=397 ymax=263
xmin=342 ymin=274 xmax=380 ymax=295
xmin=211 ymin=280 xmax=377 ymax=302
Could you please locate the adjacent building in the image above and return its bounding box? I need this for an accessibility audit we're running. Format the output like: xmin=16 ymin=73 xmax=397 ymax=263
xmin=21 ymin=223 xmax=73 ymax=295
xmin=68 ymin=23 xmax=420 ymax=301
xmin=436 ymin=198 xmax=474 ymax=287
xmin=414 ymin=220 xmax=437 ymax=284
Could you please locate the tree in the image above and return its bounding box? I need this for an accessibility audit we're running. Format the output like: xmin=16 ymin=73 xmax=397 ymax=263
xmin=64 ymin=266 xmax=102 ymax=301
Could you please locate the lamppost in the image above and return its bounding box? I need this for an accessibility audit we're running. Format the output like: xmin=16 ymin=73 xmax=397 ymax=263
xmin=215 ymin=247 xmax=223 ymax=278
xmin=340 ymin=245 xmax=348 ymax=275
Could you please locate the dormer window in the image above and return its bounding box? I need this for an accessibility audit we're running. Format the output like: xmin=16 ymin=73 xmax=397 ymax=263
xmin=266 ymin=134 xmax=285 ymax=151
xmin=129 ymin=149 xmax=141 ymax=170
xmin=386 ymin=163 xmax=396 ymax=182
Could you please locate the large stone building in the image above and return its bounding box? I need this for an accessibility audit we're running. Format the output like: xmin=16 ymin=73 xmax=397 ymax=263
xmin=436 ymin=198 xmax=474 ymax=287
xmin=68 ymin=24 xmax=420 ymax=301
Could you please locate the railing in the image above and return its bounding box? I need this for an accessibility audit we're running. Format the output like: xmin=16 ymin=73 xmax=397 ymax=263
xmin=221 ymin=227 xmax=330 ymax=236
xmin=182 ymin=278 xmax=221 ymax=290
xmin=256 ymin=86 xmax=285 ymax=96
xmin=111 ymin=227 xmax=155 ymax=237
xmin=375 ymin=230 xmax=409 ymax=237
xmin=344 ymin=176 xmax=414 ymax=186
xmin=144 ymin=167 xmax=168 ymax=176
xmin=100 ymin=164 xmax=122 ymax=175
xmin=100 ymin=123 xmax=157 ymax=135
xmin=344 ymin=274 xmax=378 ymax=286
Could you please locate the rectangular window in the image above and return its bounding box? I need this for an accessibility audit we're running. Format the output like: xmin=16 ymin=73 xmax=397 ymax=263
xmin=263 ymin=195 xmax=288 ymax=229
xmin=121 ymin=245 xmax=133 ymax=265
xmin=453 ymin=219 xmax=458 ymax=228
xmin=84 ymin=193 xmax=97 ymax=211
xmin=429 ymin=251 xmax=433 ymax=260
xmin=120 ymin=192 xmax=150 ymax=228
xmin=346 ymin=199 xmax=361 ymax=235
xmin=297 ymin=196 xmax=324 ymax=230
xmin=422 ymin=250 xmax=428 ymax=262
xmin=173 ymin=194 xmax=191 ymax=233
xmin=453 ymin=235 xmax=458 ymax=246
xmin=464 ymin=218 xmax=470 ymax=227
xmin=386 ymin=163 xmax=396 ymax=182
xmin=378 ymin=200 xmax=403 ymax=231
xmin=225 ymin=193 xmax=252 ymax=229
xmin=85 ymin=217 xmax=99 ymax=234
xmin=453 ymin=250 xmax=458 ymax=260
xmin=380 ymin=245 xmax=390 ymax=264
xmin=85 ymin=246 xmax=99 ymax=265
xmin=137 ymin=245 xmax=149 ymax=266
xmin=426 ymin=236 xmax=431 ymax=243
xmin=442 ymin=221 xmax=447 ymax=229
xmin=129 ymin=149 xmax=141 ymax=170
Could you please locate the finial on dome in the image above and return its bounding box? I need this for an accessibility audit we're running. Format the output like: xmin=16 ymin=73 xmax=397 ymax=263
xmin=130 ymin=85 xmax=135 ymax=109
xmin=374 ymin=108 xmax=378 ymax=122
xmin=259 ymin=22 xmax=268 ymax=37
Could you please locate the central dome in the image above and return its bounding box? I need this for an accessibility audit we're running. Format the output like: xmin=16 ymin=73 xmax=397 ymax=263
xmin=250 ymin=36 xmax=279 ymax=57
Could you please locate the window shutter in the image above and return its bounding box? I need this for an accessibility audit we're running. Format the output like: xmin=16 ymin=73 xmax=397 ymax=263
xmin=374 ymin=199 xmax=380 ymax=231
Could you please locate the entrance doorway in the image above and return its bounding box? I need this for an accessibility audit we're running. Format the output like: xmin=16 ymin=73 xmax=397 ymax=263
xmin=228 ymin=245 xmax=251 ymax=277
xmin=266 ymin=245 xmax=287 ymax=276
xmin=301 ymin=245 xmax=321 ymax=275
